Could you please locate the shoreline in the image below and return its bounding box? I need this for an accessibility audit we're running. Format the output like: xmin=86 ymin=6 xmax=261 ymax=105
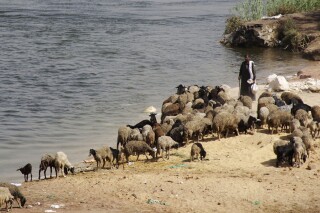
xmin=8 ymin=74 xmax=320 ymax=213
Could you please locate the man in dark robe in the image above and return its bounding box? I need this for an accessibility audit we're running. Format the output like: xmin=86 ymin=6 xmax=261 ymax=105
xmin=238 ymin=54 xmax=256 ymax=100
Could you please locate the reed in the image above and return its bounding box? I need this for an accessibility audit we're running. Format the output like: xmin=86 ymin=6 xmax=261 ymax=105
xmin=232 ymin=0 xmax=320 ymax=21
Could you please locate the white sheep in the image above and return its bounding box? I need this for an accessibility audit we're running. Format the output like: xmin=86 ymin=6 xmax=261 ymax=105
xmin=54 ymin=152 xmax=74 ymax=178
xmin=0 ymin=187 xmax=13 ymax=212
xmin=157 ymin=136 xmax=179 ymax=160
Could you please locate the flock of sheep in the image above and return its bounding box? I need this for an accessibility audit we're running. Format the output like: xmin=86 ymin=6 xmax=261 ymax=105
xmin=1 ymin=83 xmax=320 ymax=211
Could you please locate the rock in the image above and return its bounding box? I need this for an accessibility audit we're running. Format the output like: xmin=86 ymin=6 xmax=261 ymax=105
xmin=307 ymin=163 xmax=317 ymax=170
xmin=267 ymin=74 xmax=278 ymax=83
xmin=309 ymin=86 xmax=320 ymax=93
xmin=268 ymin=76 xmax=290 ymax=91
xmin=304 ymin=37 xmax=320 ymax=61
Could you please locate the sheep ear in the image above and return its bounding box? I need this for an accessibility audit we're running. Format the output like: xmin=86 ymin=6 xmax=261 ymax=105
xmin=16 ymin=168 xmax=20 ymax=171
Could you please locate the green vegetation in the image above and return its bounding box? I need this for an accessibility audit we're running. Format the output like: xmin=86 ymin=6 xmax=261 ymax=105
xmin=278 ymin=19 xmax=310 ymax=51
xmin=224 ymin=16 xmax=245 ymax=34
xmin=231 ymin=0 xmax=320 ymax=21
xmin=267 ymin=0 xmax=320 ymax=16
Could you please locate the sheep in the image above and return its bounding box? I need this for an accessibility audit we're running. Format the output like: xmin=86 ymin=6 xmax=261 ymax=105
xmin=307 ymin=120 xmax=319 ymax=139
xmin=281 ymin=92 xmax=303 ymax=105
xmin=258 ymin=107 xmax=269 ymax=127
xmin=129 ymin=128 xmax=143 ymax=141
xmin=153 ymin=123 xmax=165 ymax=146
xmin=123 ymin=140 xmax=155 ymax=163
xmin=291 ymin=128 xmax=303 ymax=138
xmin=291 ymin=103 xmax=312 ymax=116
xmin=265 ymin=103 xmax=278 ymax=113
xmin=127 ymin=119 xmax=154 ymax=130
xmin=39 ymin=153 xmax=56 ymax=180
xmin=17 ymin=163 xmax=32 ymax=182
xmin=162 ymin=94 xmax=179 ymax=105
xmin=190 ymin=143 xmax=206 ymax=161
xmin=157 ymin=136 xmax=179 ymax=160
xmin=188 ymin=85 xmax=200 ymax=94
xmin=160 ymin=119 xmax=173 ymax=135
xmin=258 ymin=97 xmax=275 ymax=112
xmin=54 ymin=152 xmax=74 ymax=178
xmin=294 ymin=109 xmax=311 ymax=127
xmin=185 ymin=119 xmax=208 ymax=143
xmin=311 ymin=105 xmax=320 ymax=120
xmin=267 ymin=111 xmax=281 ymax=134
xmin=0 ymin=183 xmax=26 ymax=208
xmin=109 ymin=147 xmax=120 ymax=169
xmin=89 ymin=147 xmax=113 ymax=169
xmin=169 ymin=125 xmax=187 ymax=146
xmin=213 ymin=111 xmax=239 ymax=140
xmin=141 ymin=125 xmax=152 ymax=141
xmin=146 ymin=129 xmax=155 ymax=147
xmin=237 ymin=115 xmax=258 ymax=134
xmin=239 ymin=95 xmax=253 ymax=109
xmin=301 ymin=135 xmax=315 ymax=158
xmin=161 ymin=100 xmax=185 ymax=123
xmin=272 ymin=94 xmax=286 ymax=107
xmin=117 ymin=126 xmax=132 ymax=149
xmin=258 ymin=91 xmax=273 ymax=100
xmin=279 ymin=111 xmax=293 ymax=132
xmin=290 ymin=119 xmax=300 ymax=133
xmin=176 ymin=84 xmax=187 ymax=95
xmin=291 ymin=137 xmax=308 ymax=168
xmin=0 ymin=187 xmax=13 ymax=212
xmin=273 ymin=139 xmax=294 ymax=167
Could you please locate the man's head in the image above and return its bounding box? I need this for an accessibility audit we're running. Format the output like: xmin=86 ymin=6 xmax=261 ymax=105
xmin=245 ymin=54 xmax=250 ymax=63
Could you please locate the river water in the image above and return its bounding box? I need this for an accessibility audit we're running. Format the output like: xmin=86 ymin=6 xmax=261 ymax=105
xmin=0 ymin=0 xmax=312 ymax=182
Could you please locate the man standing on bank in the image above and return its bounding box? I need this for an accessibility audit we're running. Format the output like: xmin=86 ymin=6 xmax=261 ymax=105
xmin=238 ymin=54 xmax=256 ymax=100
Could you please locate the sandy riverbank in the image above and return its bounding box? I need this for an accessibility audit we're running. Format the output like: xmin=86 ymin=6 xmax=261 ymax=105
xmin=7 ymin=77 xmax=320 ymax=213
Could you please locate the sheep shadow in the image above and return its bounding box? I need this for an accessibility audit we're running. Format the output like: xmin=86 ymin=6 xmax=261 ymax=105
xmin=261 ymin=158 xmax=277 ymax=167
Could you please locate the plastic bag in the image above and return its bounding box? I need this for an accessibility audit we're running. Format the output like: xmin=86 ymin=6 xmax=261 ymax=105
xmin=251 ymin=83 xmax=258 ymax=94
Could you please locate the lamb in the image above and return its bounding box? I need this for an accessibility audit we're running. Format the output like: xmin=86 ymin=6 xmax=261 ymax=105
xmin=117 ymin=126 xmax=132 ymax=149
xmin=157 ymin=136 xmax=179 ymax=160
xmin=89 ymin=147 xmax=113 ymax=169
xmin=54 ymin=152 xmax=74 ymax=178
xmin=0 ymin=187 xmax=13 ymax=212
xmin=281 ymin=92 xmax=303 ymax=105
xmin=17 ymin=163 xmax=32 ymax=182
xmin=123 ymin=141 xmax=155 ymax=163
xmin=291 ymin=137 xmax=308 ymax=168
xmin=237 ymin=115 xmax=257 ymax=134
xmin=273 ymin=139 xmax=294 ymax=167
xmin=307 ymin=120 xmax=319 ymax=138
xmin=39 ymin=153 xmax=56 ymax=180
xmin=0 ymin=183 xmax=26 ymax=208
xmin=239 ymin=95 xmax=252 ymax=109
xmin=213 ymin=111 xmax=239 ymax=140
xmin=190 ymin=143 xmax=207 ymax=161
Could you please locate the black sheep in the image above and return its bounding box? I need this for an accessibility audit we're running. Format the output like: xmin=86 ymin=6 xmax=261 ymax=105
xmin=17 ymin=163 xmax=32 ymax=182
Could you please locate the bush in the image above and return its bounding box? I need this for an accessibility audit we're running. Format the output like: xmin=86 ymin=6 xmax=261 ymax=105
xmin=279 ymin=19 xmax=310 ymax=52
xmin=224 ymin=16 xmax=245 ymax=34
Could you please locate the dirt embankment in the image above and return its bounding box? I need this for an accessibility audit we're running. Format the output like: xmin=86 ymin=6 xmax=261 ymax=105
xmin=7 ymin=88 xmax=320 ymax=213
xmin=221 ymin=10 xmax=320 ymax=61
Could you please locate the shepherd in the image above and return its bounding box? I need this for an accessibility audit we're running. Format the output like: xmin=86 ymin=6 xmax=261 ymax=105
xmin=238 ymin=54 xmax=256 ymax=100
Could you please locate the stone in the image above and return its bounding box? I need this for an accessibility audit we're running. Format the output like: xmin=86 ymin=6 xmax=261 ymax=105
xmin=268 ymin=76 xmax=290 ymax=91
xmin=307 ymin=163 xmax=317 ymax=170
xmin=304 ymin=37 xmax=320 ymax=61
xmin=309 ymin=86 xmax=320 ymax=93
xmin=267 ymin=74 xmax=277 ymax=83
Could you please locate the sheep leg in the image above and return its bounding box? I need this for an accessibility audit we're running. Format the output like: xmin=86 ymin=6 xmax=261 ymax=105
xmin=30 ymin=173 xmax=32 ymax=181
xmin=162 ymin=149 xmax=165 ymax=161
xmin=44 ymin=167 xmax=47 ymax=179
xmin=102 ymin=159 xmax=106 ymax=168
xmin=167 ymin=148 xmax=170 ymax=159
xmin=136 ymin=154 xmax=140 ymax=161
xmin=50 ymin=166 xmax=53 ymax=178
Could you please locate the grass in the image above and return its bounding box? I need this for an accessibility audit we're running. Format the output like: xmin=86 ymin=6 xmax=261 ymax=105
xmin=231 ymin=0 xmax=320 ymax=21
